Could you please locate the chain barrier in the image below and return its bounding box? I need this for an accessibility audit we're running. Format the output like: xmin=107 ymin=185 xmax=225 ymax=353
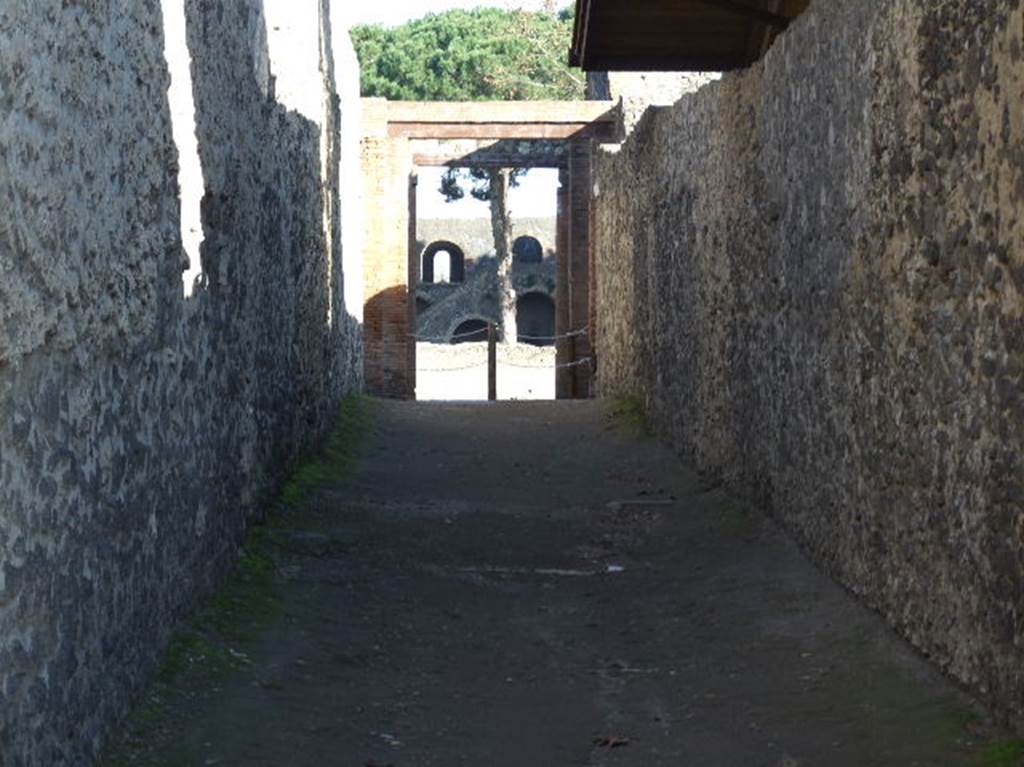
xmin=411 ymin=327 xmax=491 ymax=343
xmin=412 ymin=327 xmax=589 ymax=344
xmin=516 ymin=327 xmax=589 ymax=342
xmin=417 ymin=356 xmax=591 ymax=373
xmin=414 ymin=325 xmax=592 ymax=373
xmin=417 ymin=358 xmax=488 ymax=373
xmin=500 ymin=357 xmax=593 ymax=371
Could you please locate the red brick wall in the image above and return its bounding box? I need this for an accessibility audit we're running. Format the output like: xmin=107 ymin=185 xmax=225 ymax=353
xmin=361 ymin=135 xmax=414 ymax=399
xmin=567 ymin=139 xmax=593 ymax=397
xmin=555 ymin=171 xmax=572 ymax=399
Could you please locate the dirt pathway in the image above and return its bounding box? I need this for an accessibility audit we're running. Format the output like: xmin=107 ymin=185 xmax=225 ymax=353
xmin=106 ymin=400 xmax=1011 ymax=766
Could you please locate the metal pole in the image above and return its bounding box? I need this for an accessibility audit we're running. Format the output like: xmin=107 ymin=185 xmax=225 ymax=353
xmin=487 ymin=323 xmax=497 ymax=401
xmin=568 ymin=332 xmax=577 ymax=399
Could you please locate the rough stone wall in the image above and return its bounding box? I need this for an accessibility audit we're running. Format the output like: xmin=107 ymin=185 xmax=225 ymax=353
xmin=587 ymin=71 xmax=720 ymax=136
xmin=594 ymin=0 xmax=1024 ymax=725
xmin=0 ymin=1 xmax=362 ymax=763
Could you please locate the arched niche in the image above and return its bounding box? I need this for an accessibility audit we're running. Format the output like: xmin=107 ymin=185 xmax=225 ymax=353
xmin=516 ymin=292 xmax=556 ymax=346
xmin=512 ymin=235 xmax=544 ymax=264
xmin=451 ymin=318 xmax=489 ymax=344
xmin=421 ymin=241 xmax=466 ymax=284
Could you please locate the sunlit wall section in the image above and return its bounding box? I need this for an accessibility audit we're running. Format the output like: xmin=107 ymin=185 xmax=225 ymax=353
xmin=161 ymin=0 xmax=205 ymax=297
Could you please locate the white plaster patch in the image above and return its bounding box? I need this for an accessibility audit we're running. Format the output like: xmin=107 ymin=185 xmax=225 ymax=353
xmin=335 ymin=20 xmax=365 ymax=321
xmin=264 ymin=0 xmax=326 ymax=125
xmin=161 ymin=0 xmax=206 ymax=297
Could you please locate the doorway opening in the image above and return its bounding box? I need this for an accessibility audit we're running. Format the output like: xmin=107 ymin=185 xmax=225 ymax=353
xmin=414 ymin=167 xmax=560 ymax=401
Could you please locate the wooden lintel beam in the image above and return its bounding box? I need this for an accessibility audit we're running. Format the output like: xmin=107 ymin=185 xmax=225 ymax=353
xmin=692 ymin=0 xmax=791 ymax=29
xmin=413 ymin=153 xmax=567 ymax=168
xmin=389 ymin=123 xmax=617 ymax=141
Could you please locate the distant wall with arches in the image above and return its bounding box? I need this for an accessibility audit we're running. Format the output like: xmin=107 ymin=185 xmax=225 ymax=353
xmin=420 ymin=240 xmax=466 ymax=284
xmin=417 ymin=217 xmax=556 ymax=271
xmin=516 ymin=292 xmax=556 ymax=346
xmin=414 ymin=216 xmax=559 ymax=344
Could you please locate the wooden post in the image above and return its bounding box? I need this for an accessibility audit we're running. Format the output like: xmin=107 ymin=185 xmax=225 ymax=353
xmin=555 ymin=170 xmax=571 ymax=399
xmin=487 ymin=323 xmax=497 ymax=401
xmin=407 ymin=170 xmax=418 ymax=399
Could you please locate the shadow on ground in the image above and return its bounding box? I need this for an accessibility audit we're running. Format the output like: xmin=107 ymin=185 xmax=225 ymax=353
xmin=103 ymin=398 xmax=1022 ymax=767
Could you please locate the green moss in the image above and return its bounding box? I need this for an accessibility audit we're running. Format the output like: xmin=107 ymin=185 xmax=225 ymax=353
xmin=100 ymin=394 xmax=375 ymax=766
xmin=101 ymin=744 xmax=200 ymax=767
xmin=198 ymin=542 xmax=282 ymax=641
xmin=605 ymin=395 xmax=653 ymax=438
xmin=937 ymin=708 xmax=982 ymax=742
xmin=976 ymin=741 xmax=1024 ymax=767
xmin=281 ymin=394 xmax=374 ymax=506
xmin=158 ymin=633 xmax=239 ymax=683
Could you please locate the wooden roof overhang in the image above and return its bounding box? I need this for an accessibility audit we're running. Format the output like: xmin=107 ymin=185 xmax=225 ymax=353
xmin=570 ymin=0 xmax=812 ymax=72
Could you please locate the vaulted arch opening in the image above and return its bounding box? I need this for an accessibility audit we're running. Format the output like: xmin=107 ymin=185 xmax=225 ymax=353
xmin=451 ymin=318 xmax=489 ymax=344
xmin=516 ymin=292 xmax=556 ymax=346
xmin=421 ymin=241 xmax=466 ymax=284
xmin=512 ymin=235 xmax=544 ymax=264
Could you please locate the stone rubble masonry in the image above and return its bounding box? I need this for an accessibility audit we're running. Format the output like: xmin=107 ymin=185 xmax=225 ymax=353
xmin=587 ymin=71 xmax=721 ymax=137
xmin=593 ymin=0 xmax=1024 ymax=727
xmin=0 ymin=1 xmax=363 ymax=763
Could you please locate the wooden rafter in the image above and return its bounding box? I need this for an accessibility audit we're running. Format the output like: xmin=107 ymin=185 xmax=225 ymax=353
xmin=567 ymin=0 xmax=810 ymax=72
xmin=690 ymin=0 xmax=791 ymax=30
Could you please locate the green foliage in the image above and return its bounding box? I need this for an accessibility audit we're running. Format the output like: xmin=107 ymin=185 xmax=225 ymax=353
xmin=440 ymin=166 xmax=524 ymax=203
xmin=353 ymin=8 xmax=580 ymax=213
xmin=351 ymin=7 xmax=582 ymax=102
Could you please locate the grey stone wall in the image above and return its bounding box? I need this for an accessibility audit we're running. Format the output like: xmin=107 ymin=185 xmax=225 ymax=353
xmin=587 ymin=71 xmax=720 ymax=136
xmin=0 ymin=1 xmax=362 ymax=763
xmin=594 ymin=0 xmax=1024 ymax=726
